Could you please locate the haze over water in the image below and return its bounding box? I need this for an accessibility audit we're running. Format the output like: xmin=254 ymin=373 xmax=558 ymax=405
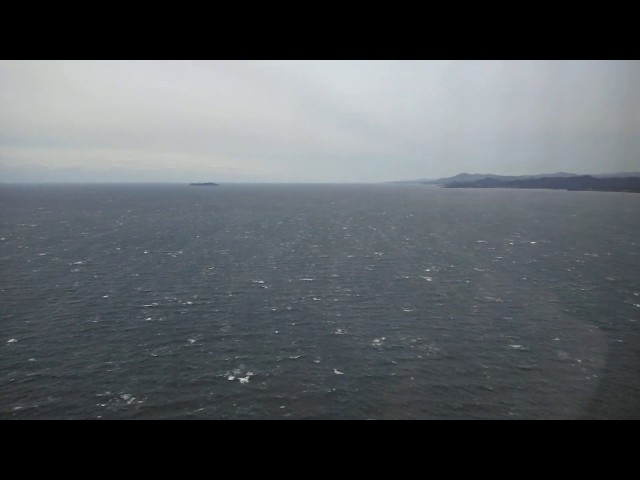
xmin=1 ymin=184 xmax=639 ymax=419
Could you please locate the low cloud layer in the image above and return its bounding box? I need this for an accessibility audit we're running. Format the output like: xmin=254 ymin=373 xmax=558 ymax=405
xmin=1 ymin=60 xmax=638 ymax=182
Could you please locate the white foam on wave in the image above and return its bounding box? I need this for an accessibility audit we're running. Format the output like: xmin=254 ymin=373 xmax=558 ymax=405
xmin=227 ymin=369 xmax=253 ymax=383
xmin=334 ymin=369 xmax=344 ymax=375
xmin=7 ymin=338 xmax=18 ymax=343
xmin=484 ymin=296 xmax=503 ymax=303
xmin=334 ymin=328 xmax=346 ymax=335
xmin=120 ymin=393 xmax=135 ymax=404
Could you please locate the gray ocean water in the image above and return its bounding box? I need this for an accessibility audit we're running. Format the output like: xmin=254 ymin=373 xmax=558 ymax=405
xmin=1 ymin=183 xmax=639 ymax=419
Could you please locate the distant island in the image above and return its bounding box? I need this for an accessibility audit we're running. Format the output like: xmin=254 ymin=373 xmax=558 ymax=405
xmin=392 ymin=172 xmax=640 ymax=193
xmin=190 ymin=182 xmax=219 ymax=186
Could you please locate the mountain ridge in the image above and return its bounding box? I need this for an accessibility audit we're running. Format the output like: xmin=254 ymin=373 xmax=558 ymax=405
xmin=391 ymin=172 xmax=640 ymax=185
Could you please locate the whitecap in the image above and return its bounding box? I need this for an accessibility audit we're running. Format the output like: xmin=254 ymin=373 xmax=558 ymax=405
xmin=509 ymin=344 xmax=524 ymax=350
xmin=420 ymin=276 xmax=432 ymax=282
xmin=120 ymin=393 xmax=137 ymax=405
xmin=7 ymin=338 xmax=17 ymax=343
xmin=239 ymin=376 xmax=250 ymax=384
xmin=484 ymin=296 xmax=503 ymax=303
xmin=334 ymin=369 xmax=344 ymax=375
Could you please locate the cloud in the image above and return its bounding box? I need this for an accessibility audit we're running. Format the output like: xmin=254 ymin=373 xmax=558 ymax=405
xmin=1 ymin=60 xmax=638 ymax=182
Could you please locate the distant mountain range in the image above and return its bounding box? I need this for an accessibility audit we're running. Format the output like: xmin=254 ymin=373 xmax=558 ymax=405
xmin=391 ymin=172 xmax=640 ymax=193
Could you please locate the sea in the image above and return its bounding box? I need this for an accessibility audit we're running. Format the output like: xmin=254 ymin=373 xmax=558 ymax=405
xmin=1 ymin=183 xmax=639 ymax=419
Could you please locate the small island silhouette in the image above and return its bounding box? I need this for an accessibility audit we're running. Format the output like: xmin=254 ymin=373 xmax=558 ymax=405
xmin=190 ymin=182 xmax=219 ymax=186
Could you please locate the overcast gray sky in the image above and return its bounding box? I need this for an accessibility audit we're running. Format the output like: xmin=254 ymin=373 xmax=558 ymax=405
xmin=1 ymin=60 xmax=638 ymax=183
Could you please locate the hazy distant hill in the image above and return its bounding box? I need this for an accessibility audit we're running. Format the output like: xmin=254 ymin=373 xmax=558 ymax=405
xmin=445 ymin=175 xmax=640 ymax=193
xmin=592 ymin=172 xmax=640 ymax=179
xmin=428 ymin=172 xmax=579 ymax=185
xmin=393 ymin=172 xmax=640 ymax=186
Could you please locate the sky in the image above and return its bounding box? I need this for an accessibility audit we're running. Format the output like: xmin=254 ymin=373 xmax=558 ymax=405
xmin=1 ymin=60 xmax=639 ymax=183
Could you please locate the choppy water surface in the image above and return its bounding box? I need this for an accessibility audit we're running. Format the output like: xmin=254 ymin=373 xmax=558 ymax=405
xmin=1 ymin=184 xmax=639 ymax=419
